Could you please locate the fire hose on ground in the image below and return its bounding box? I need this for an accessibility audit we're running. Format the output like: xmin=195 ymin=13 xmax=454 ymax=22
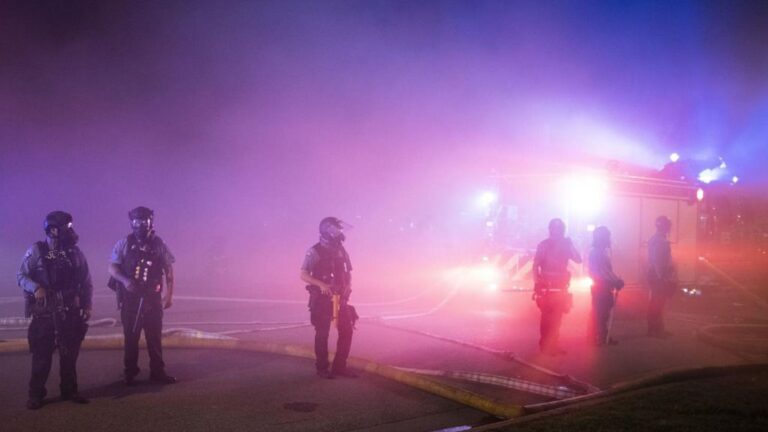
xmin=468 ymin=362 xmax=768 ymax=431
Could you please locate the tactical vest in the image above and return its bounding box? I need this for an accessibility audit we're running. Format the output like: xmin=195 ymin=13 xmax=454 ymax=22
xmin=119 ymin=235 xmax=166 ymax=294
xmin=24 ymin=242 xmax=79 ymax=317
xmin=36 ymin=241 xmax=77 ymax=293
xmin=309 ymin=243 xmax=351 ymax=290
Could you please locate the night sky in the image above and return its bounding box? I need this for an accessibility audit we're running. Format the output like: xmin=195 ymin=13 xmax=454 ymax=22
xmin=2 ymin=0 xmax=767 ymax=297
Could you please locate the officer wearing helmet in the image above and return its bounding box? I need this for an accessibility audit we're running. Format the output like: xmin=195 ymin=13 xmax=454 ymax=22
xmin=646 ymin=215 xmax=677 ymax=338
xmin=588 ymin=226 xmax=624 ymax=346
xmin=17 ymin=211 xmax=93 ymax=409
xmin=108 ymin=206 xmax=177 ymax=385
xmin=300 ymin=217 xmax=358 ymax=379
xmin=532 ymin=218 xmax=582 ymax=355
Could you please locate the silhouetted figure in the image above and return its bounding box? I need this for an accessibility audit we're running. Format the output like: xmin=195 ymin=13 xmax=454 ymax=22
xmin=108 ymin=206 xmax=177 ymax=385
xmin=588 ymin=226 xmax=624 ymax=346
xmin=533 ymin=218 xmax=581 ymax=355
xmin=300 ymin=217 xmax=358 ymax=379
xmin=647 ymin=215 xmax=677 ymax=338
xmin=18 ymin=211 xmax=92 ymax=409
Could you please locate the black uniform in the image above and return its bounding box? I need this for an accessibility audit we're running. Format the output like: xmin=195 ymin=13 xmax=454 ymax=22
xmin=588 ymin=247 xmax=623 ymax=344
xmin=18 ymin=240 xmax=92 ymax=403
xmin=302 ymin=241 xmax=355 ymax=375
xmin=647 ymin=232 xmax=675 ymax=336
xmin=109 ymin=233 xmax=175 ymax=380
xmin=533 ymin=236 xmax=581 ymax=354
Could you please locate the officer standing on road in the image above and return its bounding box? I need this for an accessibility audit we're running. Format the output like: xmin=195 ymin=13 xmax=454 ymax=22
xmin=108 ymin=206 xmax=177 ymax=385
xmin=647 ymin=215 xmax=677 ymax=338
xmin=18 ymin=211 xmax=93 ymax=410
xmin=588 ymin=226 xmax=624 ymax=346
xmin=300 ymin=217 xmax=358 ymax=379
xmin=532 ymin=218 xmax=582 ymax=355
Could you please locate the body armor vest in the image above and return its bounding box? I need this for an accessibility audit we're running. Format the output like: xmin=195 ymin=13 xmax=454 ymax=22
xmin=25 ymin=242 xmax=79 ymax=316
xmin=120 ymin=235 xmax=166 ymax=294
xmin=310 ymin=243 xmax=351 ymax=294
xmin=36 ymin=241 xmax=77 ymax=293
xmin=537 ymin=238 xmax=574 ymax=290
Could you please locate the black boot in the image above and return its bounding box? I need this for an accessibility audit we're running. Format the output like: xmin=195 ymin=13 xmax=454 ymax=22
xmin=150 ymin=373 xmax=177 ymax=384
xmin=26 ymin=398 xmax=43 ymax=410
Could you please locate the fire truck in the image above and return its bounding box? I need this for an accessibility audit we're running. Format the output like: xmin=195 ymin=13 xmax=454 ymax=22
xmin=482 ymin=172 xmax=700 ymax=291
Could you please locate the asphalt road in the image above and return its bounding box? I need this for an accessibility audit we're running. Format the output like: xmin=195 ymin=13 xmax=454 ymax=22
xmin=1 ymin=282 xmax=764 ymax=431
xmin=0 ymin=349 xmax=490 ymax=432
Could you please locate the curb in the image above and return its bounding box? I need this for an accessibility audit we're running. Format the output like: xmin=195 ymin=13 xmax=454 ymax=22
xmin=0 ymin=335 xmax=523 ymax=419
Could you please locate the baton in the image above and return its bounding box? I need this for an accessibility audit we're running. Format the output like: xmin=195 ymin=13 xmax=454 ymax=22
xmin=132 ymin=296 xmax=144 ymax=334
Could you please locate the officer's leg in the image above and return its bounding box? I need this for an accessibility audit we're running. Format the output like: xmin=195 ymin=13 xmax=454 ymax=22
xmin=656 ymin=293 xmax=668 ymax=333
xmin=647 ymin=290 xmax=663 ymax=335
xmin=539 ymin=316 xmax=557 ymax=351
xmin=121 ymin=300 xmax=141 ymax=378
xmin=595 ymin=293 xmax=611 ymax=343
xmin=539 ymin=302 xmax=555 ymax=352
xmin=144 ymin=301 xmax=167 ymax=376
xmin=59 ymin=314 xmax=87 ymax=397
xmin=540 ymin=295 xmax=566 ymax=353
xmin=28 ymin=317 xmax=55 ymax=402
xmin=311 ymin=300 xmax=332 ymax=373
xmin=550 ymin=310 xmax=563 ymax=349
xmin=588 ymin=291 xmax=599 ymax=343
xmin=331 ymin=305 xmax=354 ymax=373
xmin=538 ymin=303 xmax=550 ymax=351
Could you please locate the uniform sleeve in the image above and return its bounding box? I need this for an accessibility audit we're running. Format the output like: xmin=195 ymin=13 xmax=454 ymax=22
xmin=17 ymin=244 xmax=41 ymax=294
xmin=301 ymin=247 xmax=319 ymax=273
xmin=75 ymin=249 xmax=94 ymax=310
xmin=159 ymin=239 xmax=176 ymax=268
xmin=110 ymin=238 xmax=127 ymax=265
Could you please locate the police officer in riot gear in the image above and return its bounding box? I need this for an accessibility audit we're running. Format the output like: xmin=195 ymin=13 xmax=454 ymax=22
xmin=588 ymin=226 xmax=624 ymax=346
xmin=18 ymin=211 xmax=93 ymax=409
xmin=300 ymin=217 xmax=358 ymax=379
xmin=108 ymin=206 xmax=177 ymax=385
xmin=532 ymin=218 xmax=582 ymax=355
xmin=647 ymin=215 xmax=677 ymax=338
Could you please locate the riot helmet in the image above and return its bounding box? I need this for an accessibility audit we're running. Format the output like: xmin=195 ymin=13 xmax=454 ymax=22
xmin=319 ymin=216 xmax=347 ymax=245
xmin=655 ymin=215 xmax=672 ymax=235
xmin=44 ymin=211 xmax=79 ymax=246
xmin=129 ymin=206 xmax=154 ymax=240
xmin=548 ymin=218 xmax=566 ymax=239
xmin=592 ymin=226 xmax=611 ymax=249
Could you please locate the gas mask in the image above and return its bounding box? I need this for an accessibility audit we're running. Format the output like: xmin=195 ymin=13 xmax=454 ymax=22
xmin=131 ymin=217 xmax=153 ymax=241
xmin=319 ymin=216 xmax=349 ymax=246
xmin=128 ymin=206 xmax=155 ymax=241
xmin=44 ymin=211 xmax=79 ymax=247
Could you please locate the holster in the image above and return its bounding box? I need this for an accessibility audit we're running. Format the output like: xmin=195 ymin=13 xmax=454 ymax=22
xmin=347 ymin=304 xmax=359 ymax=328
xmin=306 ymin=285 xmax=322 ymax=310
xmin=24 ymin=292 xmax=35 ymax=318
xmin=108 ymin=276 xmax=127 ymax=309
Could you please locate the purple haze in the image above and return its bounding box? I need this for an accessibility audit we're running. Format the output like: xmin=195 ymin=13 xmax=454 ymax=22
xmin=2 ymin=1 xmax=767 ymax=298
